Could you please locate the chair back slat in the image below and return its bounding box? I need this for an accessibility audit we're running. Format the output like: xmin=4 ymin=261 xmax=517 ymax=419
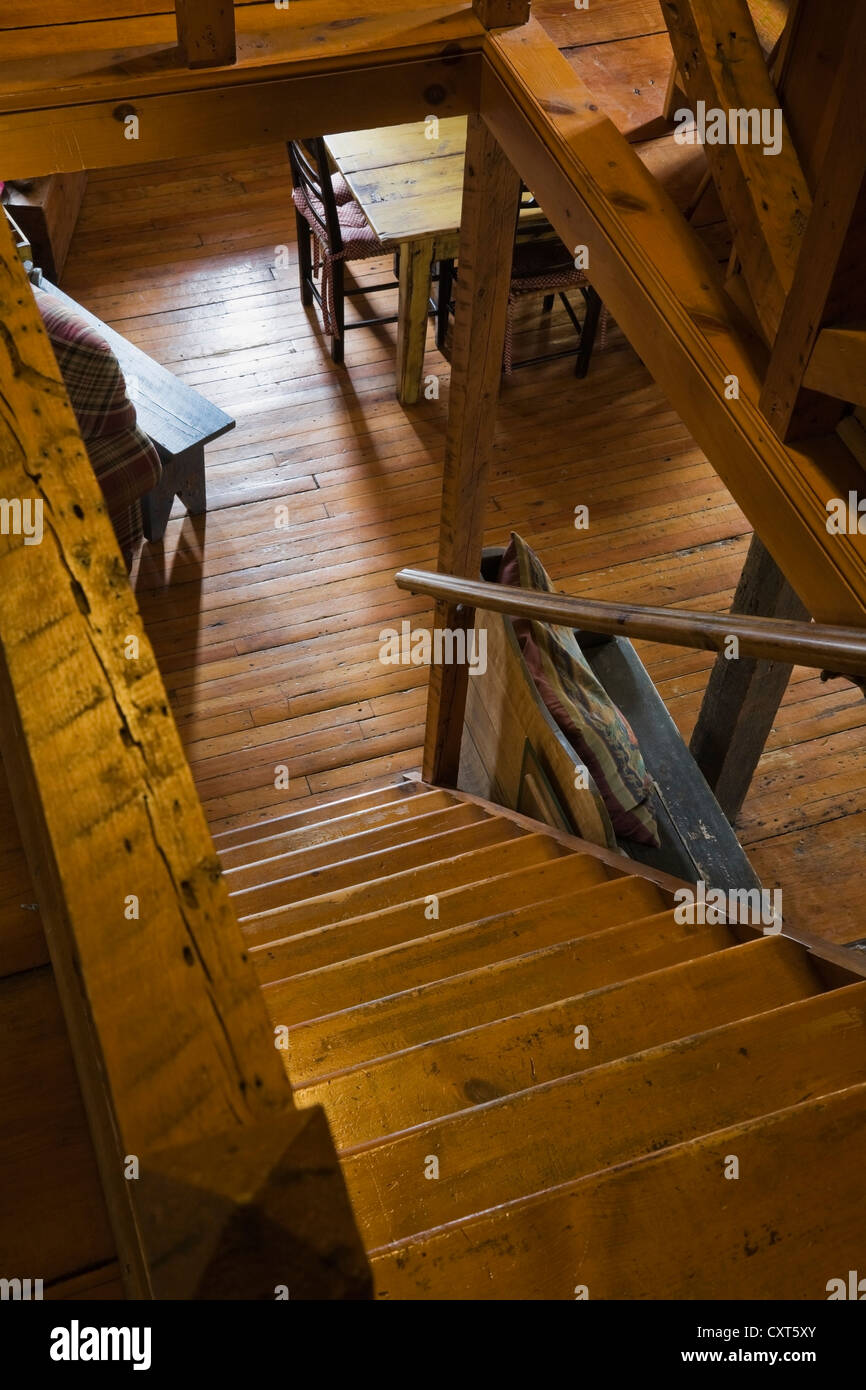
xmin=287 ymin=138 xmax=343 ymax=253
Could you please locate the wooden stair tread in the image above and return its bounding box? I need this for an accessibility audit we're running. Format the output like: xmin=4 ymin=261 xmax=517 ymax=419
xmin=239 ymin=832 xmax=570 ymax=948
xmin=294 ymin=934 xmax=823 ymax=1148
xmin=257 ymin=875 xmax=669 ymax=1022
xmin=232 ymin=816 xmax=527 ymax=919
xmin=218 ymin=788 xmax=456 ymax=870
xmin=274 ymin=910 xmax=736 ymax=1084
xmin=224 ymin=801 xmax=488 ymax=892
xmin=340 ymin=983 xmax=866 ymax=1247
xmin=369 ymin=1082 xmax=866 ymax=1299
xmin=251 ymin=849 xmax=620 ymax=979
xmin=211 ymin=780 xmax=427 ymax=853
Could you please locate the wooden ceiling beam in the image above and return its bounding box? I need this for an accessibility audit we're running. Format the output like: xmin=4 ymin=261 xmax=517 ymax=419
xmin=0 ymin=54 xmax=480 ymax=181
xmin=660 ymin=0 xmax=811 ymax=344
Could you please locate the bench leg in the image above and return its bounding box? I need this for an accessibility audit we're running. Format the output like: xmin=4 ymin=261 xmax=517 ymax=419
xmin=177 ymin=445 xmax=207 ymax=515
xmin=689 ymin=534 xmax=810 ymax=822
xmin=141 ymin=444 xmax=207 ymax=542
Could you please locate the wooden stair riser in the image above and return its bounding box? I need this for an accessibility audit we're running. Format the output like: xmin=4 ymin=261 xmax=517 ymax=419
xmin=232 ymin=816 xmax=523 ymax=918
xmin=294 ymin=934 xmax=823 ymax=1147
xmin=211 ymin=782 xmax=425 ymax=853
xmin=251 ymin=849 xmax=620 ymax=979
xmin=370 ymin=1083 xmax=866 ymax=1300
xmin=224 ymin=802 xmax=488 ymax=892
xmin=239 ymin=833 xmax=571 ymax=948
xmin=218 ymin=788 xmax=456 ymax=870
xmin=274 ymin=912 xmax=736 ymax=1084
xmin=341 ymin=983 xmax=866 ymax=1246
xmin=259 ymin=876 xmax=669 ymax=1022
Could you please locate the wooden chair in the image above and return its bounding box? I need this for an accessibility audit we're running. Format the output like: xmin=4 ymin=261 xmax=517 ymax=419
xmin=288 ymin=138 xmax=399 ymax=365
xmin=437 ymin=189 xmax=607 ymax=378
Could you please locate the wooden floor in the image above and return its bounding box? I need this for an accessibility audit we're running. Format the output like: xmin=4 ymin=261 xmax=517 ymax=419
xmin=51 ymin=133 xmax=865 ymax=948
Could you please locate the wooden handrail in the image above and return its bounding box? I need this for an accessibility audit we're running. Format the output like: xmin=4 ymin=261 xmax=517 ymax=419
xmin=395 ymin=568 xmax=866 ymax=678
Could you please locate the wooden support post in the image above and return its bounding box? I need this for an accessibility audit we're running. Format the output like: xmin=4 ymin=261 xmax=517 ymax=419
xmin=0 ymin=215 xmax=368 ymax=1298
xmin=472 ymin=1 xmax=531 ymax=28
xmin=689 ymin=534 xmax=810 ymax=822
xmin=175 ymin=0 xmax=237 ymax=69
xmin=422 ymin=114 xmax=521 ymax=786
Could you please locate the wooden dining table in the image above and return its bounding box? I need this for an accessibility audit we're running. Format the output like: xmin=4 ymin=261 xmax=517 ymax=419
xmin=323 ymin=11 xmax=689 ymax=405
xmin=324 ymin=116 xmax=474 ymax=406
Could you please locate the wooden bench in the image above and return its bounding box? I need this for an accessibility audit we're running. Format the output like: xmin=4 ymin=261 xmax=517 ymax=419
xmin=461 ymin=547 xmax=762 ymax=896
xmin=35 ymin=274 xmax=235 ymax=541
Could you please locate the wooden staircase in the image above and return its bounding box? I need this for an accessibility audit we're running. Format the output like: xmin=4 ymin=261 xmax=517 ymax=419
xmin=214 ymin=776 xmax=866 ymax=1300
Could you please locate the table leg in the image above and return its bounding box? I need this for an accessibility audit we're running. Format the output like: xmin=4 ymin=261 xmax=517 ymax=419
xmin=396 ymin=236 xmax=434 ymax=404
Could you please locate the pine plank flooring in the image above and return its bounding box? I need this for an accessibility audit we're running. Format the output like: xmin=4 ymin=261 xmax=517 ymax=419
xmin=51 ymin=136 xmax=863 ymax=946
xmin=39 ymin=0 xmax=860 ymax=949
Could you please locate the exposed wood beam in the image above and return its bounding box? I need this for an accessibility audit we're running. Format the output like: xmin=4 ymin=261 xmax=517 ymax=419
xmin=422 ymin=113 xmax=521 ymax=785
xmin=175 ymin=0 xmax=236 ymax=68
xmin=759 ymin=8 xmax=866 ymax=440
xmin=0 ymin=55 xmax=480 ymax=180
xmin=480 ymin=20 xmax=866 ymax=627
xmin=0 ymin=216 xmax=369 ymax=1298
xmin=773 ymin=0 xmax=855 ymax=194
xmin=661 ymin=0 xmax=810 ymax=343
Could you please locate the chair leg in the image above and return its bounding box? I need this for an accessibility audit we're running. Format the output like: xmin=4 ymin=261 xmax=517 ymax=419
xmin=575 ymin=286 xmax=602 ymax=379
xmin=295 ymin=212 xmax=313 ymax=307
xmin=437 ymin=258 xmax=454 ymax=355
xmin=542 ymin=294 xmax=555 ymax=314
xmin=331 ymin=260 xmax=345 ymax=365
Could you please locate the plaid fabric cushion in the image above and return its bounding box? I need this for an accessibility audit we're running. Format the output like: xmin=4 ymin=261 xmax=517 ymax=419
xmin=33 ymin=286 xmax=161 ymax=564
xmin=499 ymin=532 xmax=660 ymax=847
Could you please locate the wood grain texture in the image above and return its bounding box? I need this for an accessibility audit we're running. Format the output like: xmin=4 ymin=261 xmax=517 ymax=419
xmin=371 ymin=1082 xmax=866 ymax=1298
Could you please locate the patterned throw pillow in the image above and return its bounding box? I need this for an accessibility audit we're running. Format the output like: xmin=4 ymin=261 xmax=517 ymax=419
xmin=499 ymin=532 xmax=660 ymax=847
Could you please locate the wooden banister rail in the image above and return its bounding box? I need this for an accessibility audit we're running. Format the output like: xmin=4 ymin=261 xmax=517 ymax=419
xmin=0 ymin=215 xmax=369 ymax=1299
xmin=395 ymin=568 xmax=866 ymax=679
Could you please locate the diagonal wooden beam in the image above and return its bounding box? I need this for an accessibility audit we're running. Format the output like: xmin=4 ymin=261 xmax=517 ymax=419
xmin=481 ymin=20 xmax=866 ymax=627
xmin=175 ymin=0 xmax=237 ymax=69
xmin=661 ymin=0 xmax=810 ymax=343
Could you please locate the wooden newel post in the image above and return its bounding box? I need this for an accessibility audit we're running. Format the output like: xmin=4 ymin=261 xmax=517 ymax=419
xmin=472 ymin=0 xmax=531 ymax=28
xmin=422 ymin=115 xmax=521 ymax=786
xmin=175 ymin=0 xmax=237 ymax=69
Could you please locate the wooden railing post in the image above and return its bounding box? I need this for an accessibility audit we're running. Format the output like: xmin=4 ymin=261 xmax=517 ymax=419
xmin=175 ymin=0 xmax=237 ymax=69
xmin=422 ymin=114 xmax=521 ymax=785
xmin=0 ymin=216 xmax=368 ymax=1298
